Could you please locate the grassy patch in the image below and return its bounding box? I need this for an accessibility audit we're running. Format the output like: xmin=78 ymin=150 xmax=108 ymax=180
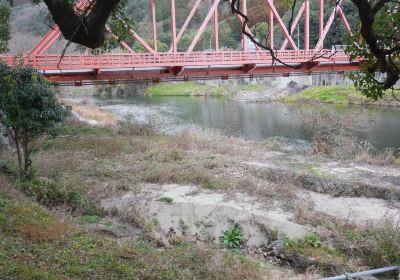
xmin=0 ymin=198 xmax=269 ymax=280
xmin=0 ymin=199 xmax=66 ymax=242
xmin=294 ymin=208 xmax=400 ymax=272
xmin=49 ymin=121 xmax=114 ymax=137
xmin=0 ymin=166 xmax=104 ymax=216
xmin=281 ymin=85 xmax=363 ymax=104
xmin=146 ymin=82 xmax=210 ymax=96
xmin=237 ymin=84 xmax=264 ymax=92
xmin=282 ymin=235 xmax=351 ymax=273
xmin=282 ymin=85 xmax=398 ymax=106
xmin=341 ymin=219 xmax=400 ymax=268
xmin=214 ymin=85 xmax=231 ymax=97
xmin=79 ymin=215 xmax=99 ymax=224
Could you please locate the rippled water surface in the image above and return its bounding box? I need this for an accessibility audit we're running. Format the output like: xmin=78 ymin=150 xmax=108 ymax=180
xmin=95 ymin=96 xmax=400 ymax=149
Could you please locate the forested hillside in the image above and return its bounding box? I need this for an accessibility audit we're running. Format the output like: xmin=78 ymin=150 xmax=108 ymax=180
xmin=8 ymin=0 xmax=359 ymax=53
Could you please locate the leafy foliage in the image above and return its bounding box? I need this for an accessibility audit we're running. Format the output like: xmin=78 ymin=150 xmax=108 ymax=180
xmin=158 ymin=196 xmax=174 ymax=204
xmin=0 ymin=1 xmax=11 ymax=53
xmin=344 ymin=1 xmax=400 ymax=98
xmin=0 ymin=63 xmax=70 ymax=176
xmin=305 ymin=234 xmax=322 ymax=248
xmin=220 ymin=223 xmax=243 ymax=249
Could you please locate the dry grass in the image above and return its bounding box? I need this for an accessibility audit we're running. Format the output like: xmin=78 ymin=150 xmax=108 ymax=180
xmin=61 ymin=99 xmax=117 ymax=126
xmin=31 ymin=121 xmax=298 ymax=209
xmin=293 ymin=200 xmax=400 ymax=271
xmin=355 ymin=146 xmax=399 ymax=166
xmin=302 ymin=109 xmax=372 ymax=157
xmin=22 ymin=222 xmax=67 ymax=242
xmin=117 ymin=114 xmax=157 ymax=136
xmin=5 ymin=118 xmax=399 ymax=277
xmin=73 ymin=104 xmax=116 ymax=125
xmin=173 ymin=130 xmax=252 ymax=157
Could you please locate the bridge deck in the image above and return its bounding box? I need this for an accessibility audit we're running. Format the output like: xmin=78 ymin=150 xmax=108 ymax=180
xmin=0 ymin=50 xmax=359 ymax=85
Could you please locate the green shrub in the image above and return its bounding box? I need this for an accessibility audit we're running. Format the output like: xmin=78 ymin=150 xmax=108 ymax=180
xmin=17 ymin=175 xmax=84 ymax=211
xmin=220 ymin=224 xmax=243 ymax=249
xmin=158 ymin=197 xmax=174 ymax=204
xmin=305 ymin=234 xmax=322 ymax=248
xmin=0 ymin=159 xmax=19 ymax=177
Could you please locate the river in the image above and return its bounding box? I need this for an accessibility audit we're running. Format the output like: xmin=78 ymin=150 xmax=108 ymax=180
xmin=95 ymin=96 xmax=400 ymax=150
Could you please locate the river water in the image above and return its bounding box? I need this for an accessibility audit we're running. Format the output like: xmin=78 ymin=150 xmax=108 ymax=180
xmin=95 ymin=96 xmax=400 ymax=150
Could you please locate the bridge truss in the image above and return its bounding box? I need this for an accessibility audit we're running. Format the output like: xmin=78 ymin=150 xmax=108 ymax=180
xmin=0 ymin=0 xmax=361 ymax=85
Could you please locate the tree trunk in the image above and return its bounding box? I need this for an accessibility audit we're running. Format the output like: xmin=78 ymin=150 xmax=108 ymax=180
xmin=43 ymin=0 xmax=122 ymax=49
xmin=13 ymin=130 xmax=23 ymax=177
xmin=22 ymin=129 xmax=30 ymax=175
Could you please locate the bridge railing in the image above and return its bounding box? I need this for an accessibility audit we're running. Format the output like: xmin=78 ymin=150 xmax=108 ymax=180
xmin=0 ymin=49 xmax=349 ymax=71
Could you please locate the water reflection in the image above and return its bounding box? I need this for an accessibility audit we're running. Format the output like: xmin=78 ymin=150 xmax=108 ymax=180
xmin=96 ymin=96 xmax=400 ymax=149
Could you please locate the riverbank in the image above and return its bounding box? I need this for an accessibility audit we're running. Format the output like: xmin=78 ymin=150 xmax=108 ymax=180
xmin=145 ymin=82 xmax=212 ymax=96
xmin=1 ymin=108 xmax=399 ymax=278
xmin=281 ymin=85 xmax=400 ymax=106
xmin=143 ymin=82 xmax=276 ymax=99
xmin=105 ymin=82 xmax=400 ymax=107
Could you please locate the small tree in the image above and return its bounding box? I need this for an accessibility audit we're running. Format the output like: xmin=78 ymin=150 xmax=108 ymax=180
xmin=0 ymin=63 xmax=70 ymax=177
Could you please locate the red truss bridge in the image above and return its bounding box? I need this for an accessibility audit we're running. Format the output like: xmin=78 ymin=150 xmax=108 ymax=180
xmin=0 ymin=0 xmax=361 ymax=85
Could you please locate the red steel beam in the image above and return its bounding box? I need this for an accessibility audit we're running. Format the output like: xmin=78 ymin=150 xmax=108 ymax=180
xmin=170 ymin=0 xmax=177 ymax=53
xmin=242 ymin=0 xmax=247 ymax=51
xmin=280 ymin=3 xmax=305 ymax=50
xmin=187 ymin=0 xmax=220 ymax=52
xmin=337 ymin=6 xmax=352 ymax=34
xmin=43 ymin=62 xmax=360 ymax=84
xmin=315 ymin=0 xmax=351 ymax=49
xmin=214 ymin=0 xmax=219 ymax=50
xmin=269 ymin=0 xmax=274 ymax=49
xmin=315 ymin=2 xmax=339 ymax=49
xmin=320 ymin=0 xmax=324 ymax=40
xmin=152 ymin=0 xmax=158 ymax=52
xmin=106 ymin=25 xmax=135 ymax=54
xmin=169 ymin=0 xmax=203 ymax=52
xmin=227 ymin=0 xmax=261 ymax=51
xmin=30 ymin=26 xmax=61 ymax=55
xmin=304 ymin=0 xmax=310 ymax=49
xmin=265 ymin=0 xmax=298 ymax=50
xmin=130 ymin=29 xmax=155 ymax=53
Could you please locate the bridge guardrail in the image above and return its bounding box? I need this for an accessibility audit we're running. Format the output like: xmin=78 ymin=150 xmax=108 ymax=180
xmin=0 ymin=49 xmax=350 ymax=71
